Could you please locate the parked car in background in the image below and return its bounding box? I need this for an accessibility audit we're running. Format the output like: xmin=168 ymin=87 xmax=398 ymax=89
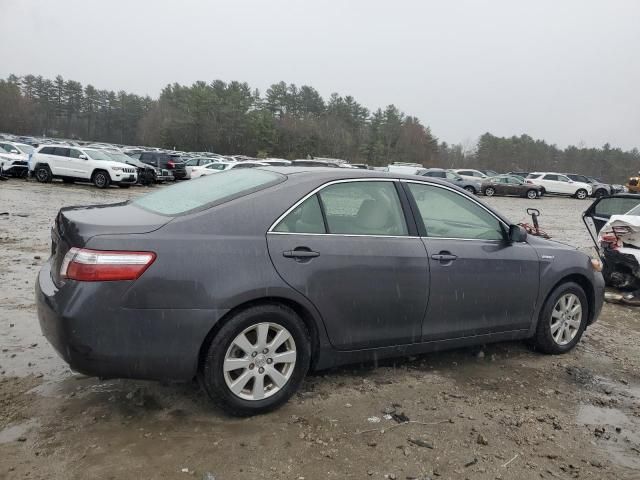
xmin=32 ymin=145 xmax=138 ymax=188
xmin=262 ymin=159 xmax=293 ymax=167
xmin=583 ymin=194 xmax=640 ymax=291
xmin=481 ymin=175 xmax=543 ymax=199
xmin=508 ymin=171 xmax=530 ymax=179
xmin=139 ymin=151 xmax=186 ymax=180
xmin=36 ymin=168 xmax=605 ymax=416
xmin=526 ymin=172 xmax=592 ymax=199
xmin=0 ymin=141 xmax=35 ymax=177
xmin=565 ymin=173 xmax=616 ymax=198
xmin=192 ymin=161 xmax=235 ymax=179
xmin=478 ymin=169 xmax=499 ymax=177
xmin=104 ymin=151 xmax=171 ymax=185
xmin=292 ymin=159 xmax=340 ymax=168
xmin=420 ymin=168 xmax=481 ymax=194
xmin=453 ymin=169 xmax=489 ymax=182
xmin=184 ymin=157 xmax=219 ymax=179
xmin=386 ymin=162 xmax=425 ymax=175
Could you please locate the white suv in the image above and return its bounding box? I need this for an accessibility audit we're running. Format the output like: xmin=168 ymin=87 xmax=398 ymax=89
xmin=0 ymin=142 xmax=35 ymax=177
xmin=32 ymin=145 xmax=137 ymax=188
xmin=526 ymin=172 xmax=592 ymax=199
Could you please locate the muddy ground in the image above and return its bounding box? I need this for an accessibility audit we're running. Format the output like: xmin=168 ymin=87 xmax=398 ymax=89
xmin=1 ymin=179 xmax=639 ymax=480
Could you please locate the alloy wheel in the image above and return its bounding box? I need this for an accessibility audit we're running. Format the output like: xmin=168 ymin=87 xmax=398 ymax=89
xmin=485 ymin=187 xmax=495 ymax=196
xmin=223 ymin=322 xmax=297 ymax=401
xmin=550 ymin=293 xmax=582 ymax=345
xmin=576 ymin=190 xmax=587 ymax=199
xmin=527 ymin=190 xmax=538 ymax=199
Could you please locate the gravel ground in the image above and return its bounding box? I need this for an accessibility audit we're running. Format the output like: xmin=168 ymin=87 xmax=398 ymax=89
xmin=0 ymin=178 xmax=639 ymax=480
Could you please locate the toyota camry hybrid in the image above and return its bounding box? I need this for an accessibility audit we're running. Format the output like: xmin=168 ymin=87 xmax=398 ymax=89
xmin=36 ymin=168 xmax=605 ymax=416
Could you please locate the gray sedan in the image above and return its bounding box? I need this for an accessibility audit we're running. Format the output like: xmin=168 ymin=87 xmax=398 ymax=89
xmin=36 ymin=168 xmax=604 ymax=415
xmin=420 ymin=168 xmax=482 ymax=194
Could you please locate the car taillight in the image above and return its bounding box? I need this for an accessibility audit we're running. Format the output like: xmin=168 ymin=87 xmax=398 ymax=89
xmin=60 ymin=248 xmax=156 ymax=281
xmin=612 ymin=225 xmax=632 ymax=235
xmin=167 ymin=160 xmax=175 ymax=169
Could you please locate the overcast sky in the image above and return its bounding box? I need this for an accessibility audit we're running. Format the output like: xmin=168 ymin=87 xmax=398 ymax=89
xmin=1 ymin=0 xmax=639 ymax=149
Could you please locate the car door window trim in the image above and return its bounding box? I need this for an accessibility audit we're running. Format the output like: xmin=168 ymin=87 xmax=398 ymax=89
xmin=268 ymin=177 xmax=419 ymax=238
xmin=400 ymin=179 xmax=510 ymax=241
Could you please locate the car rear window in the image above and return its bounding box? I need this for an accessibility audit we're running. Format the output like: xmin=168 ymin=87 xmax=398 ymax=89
xmin=132 ymin=169 xmax=285 ymax=215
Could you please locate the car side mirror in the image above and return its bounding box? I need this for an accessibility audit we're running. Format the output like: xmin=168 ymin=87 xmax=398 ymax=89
xmin=78 ymin=154 xmax=88 ymax=160
xmin=508 ymin=224 xmax=528 ymax=243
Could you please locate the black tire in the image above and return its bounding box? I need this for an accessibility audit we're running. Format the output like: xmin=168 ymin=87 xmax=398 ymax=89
xmin=531 ymin=282 xmax=589 ymax=354
xmin=464 ymin=186 xmax=477 ymax=195
xmin=62 ymin=178 xmax=74 ymax=184
xmin=35 ymin=165 xmax=52 ymax=183
xmin=201 ymin=304 xmax=311 ymax=416
xmin=92 ymin=170 xmax=111 ymax=189
xmin=575 ymin=189 xmax=588 ymax=200
xmin=484 ymin=187 xmax=495 ymax=197
xmin=526 ymin=189 xmax=538 ymax=199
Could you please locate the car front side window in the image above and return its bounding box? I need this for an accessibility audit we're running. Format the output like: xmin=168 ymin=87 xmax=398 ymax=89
xmin=407 ymin=183 xmax=504 ymax=241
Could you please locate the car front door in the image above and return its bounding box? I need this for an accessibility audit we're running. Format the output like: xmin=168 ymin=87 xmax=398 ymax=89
xmin=68 ymin=148 xmax=90 ymax=179
xmin=267 ymin=179 xmax=429 ymax=350
xmin=403 ymin=181 xmax=540 ymax=340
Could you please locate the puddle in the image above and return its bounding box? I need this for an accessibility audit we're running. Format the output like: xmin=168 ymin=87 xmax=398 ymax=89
xmin=577 ymin=404 xmax=640 ymax=470
xmin=0 ymin=419 xmax=39 ymax=444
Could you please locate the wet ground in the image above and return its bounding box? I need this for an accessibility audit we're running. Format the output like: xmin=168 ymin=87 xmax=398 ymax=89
xmin=1 ymin=179 xmax=639 ymax=479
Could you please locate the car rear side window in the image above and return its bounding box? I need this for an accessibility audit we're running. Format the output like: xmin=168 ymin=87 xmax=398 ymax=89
xmin=273 ymin=195 xmax=326 ymax=234
xmin=132 ymin=169 xmax=285 ymax=216
xmin=318 ymin=181 xmax=408 ymax=236
xmin=543 ymin=174 xmax=558 ymax=180
xmin=527 ymin=174 xmax=542 ymax=179
xmin=39 ymin=146 xmax=55 ymax=154
xmin=407 ymin=183 xmax=504 ymax=240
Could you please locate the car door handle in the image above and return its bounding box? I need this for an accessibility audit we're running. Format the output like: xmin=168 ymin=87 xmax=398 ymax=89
xmin=431 ymin=252 xmax=458 ymax=262
xmin=283 ymin=248 xmax=320 ymax=259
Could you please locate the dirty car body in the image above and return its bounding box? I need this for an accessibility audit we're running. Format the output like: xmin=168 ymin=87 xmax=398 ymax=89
xmin=36 ymin=168 xmax=605 ymax=415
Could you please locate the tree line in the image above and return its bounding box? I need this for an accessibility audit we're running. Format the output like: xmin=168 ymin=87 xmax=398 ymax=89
xmin=0 ymin=74 xmax=637 ymax=181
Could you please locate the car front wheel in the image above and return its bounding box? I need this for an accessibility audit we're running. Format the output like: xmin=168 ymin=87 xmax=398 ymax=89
xmin=526 ymin=189 xmax=538 ymax=199
xmin=92 ymin=170 xmax=111 ymax=189
xmin=531 ymin=282 xmax=588 ymax=354
xmin=484 ymin=187 xmax=495 ymax=196
xmin=201 ymin=304 xmax=311 ymax=416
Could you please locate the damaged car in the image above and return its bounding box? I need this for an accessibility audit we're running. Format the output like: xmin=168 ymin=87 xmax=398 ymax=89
xmin=583 ymin=194 xmax=640 ymax=293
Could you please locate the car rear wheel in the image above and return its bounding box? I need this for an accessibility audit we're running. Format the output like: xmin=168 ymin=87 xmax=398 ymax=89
xmin=35 ymin=165 xmax=52 ymax=183
xmin=484 ymin=187 xmax=495 ymax=197
xmin=526 ymin=189 xmax=538 ymax=199
xmin=92 ymin=170 xmax=110 ymax=189
xmin=201 ymin=304 xmax=311 ymax=416
xmin=531 ymin=282 xmax=588 ymax=354
xmin=575 ymin=189 xmax=588 ymax=200
xmin=464 ymin=186 xmax=476 ymax=194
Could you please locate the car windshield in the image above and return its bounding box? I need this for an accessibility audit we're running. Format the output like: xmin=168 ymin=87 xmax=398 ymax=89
xmin=132 ymin=169 xmax=284 ymax=215
xmin=84 ymin=149 xmax=112 ymax=161
xmin=17 ymin=144 xmax=35 ymax=154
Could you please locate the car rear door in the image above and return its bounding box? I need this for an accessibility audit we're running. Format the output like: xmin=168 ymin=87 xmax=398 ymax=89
xmin=403 ymin=180 xmax=540 ymax=340
xmin=267 ymin=179 xmax=429 ymax=350
xmin=50 ymin=147 xmax=71 ymax=176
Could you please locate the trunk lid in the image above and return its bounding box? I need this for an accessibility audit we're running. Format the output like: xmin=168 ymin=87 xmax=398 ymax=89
xmin=50 ymin=201 xmax=170 ymax=285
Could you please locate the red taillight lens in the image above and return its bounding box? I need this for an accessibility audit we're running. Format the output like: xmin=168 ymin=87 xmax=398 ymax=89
xmin=167 ymin=160 xmax=175 ymax=168
xmin=61 ymin=248 xmax=156 ymax=281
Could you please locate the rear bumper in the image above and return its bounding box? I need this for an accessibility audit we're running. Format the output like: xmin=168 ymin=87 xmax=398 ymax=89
xmin=36 ymin=260 xmax=224 ymax=381
xmin=172 ymin=170 xmax=187 ymax=180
